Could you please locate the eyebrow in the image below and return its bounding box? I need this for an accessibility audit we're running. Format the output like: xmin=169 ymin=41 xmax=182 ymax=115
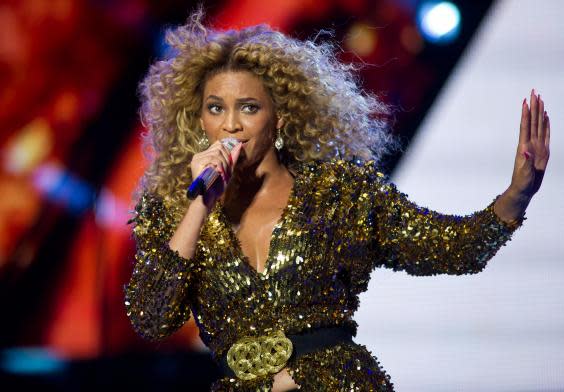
xmin=205 ymin=95 xmax=260 ymax=102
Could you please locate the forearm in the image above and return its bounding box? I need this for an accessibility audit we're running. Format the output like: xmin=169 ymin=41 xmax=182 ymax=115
xmin=125 ymin=193 xmax=206 ymax=341
xmin=168 ymin=196 xmax=209 ymax=259
xmin=493 ymin=186 xmax=531 ymax=226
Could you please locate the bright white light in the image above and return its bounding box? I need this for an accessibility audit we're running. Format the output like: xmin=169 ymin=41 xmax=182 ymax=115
xmin=418 ymin=1 xmax=461 ymax=44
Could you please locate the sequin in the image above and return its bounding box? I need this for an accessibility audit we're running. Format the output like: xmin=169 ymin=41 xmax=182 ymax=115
xmin=124 ymin=159 xmax=524 ymax=391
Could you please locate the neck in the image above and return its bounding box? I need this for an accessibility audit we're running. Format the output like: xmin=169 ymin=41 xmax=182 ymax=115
xmin=221 ymin=148 xmax=292 ymax=216
xmin=233 ymin=148 xmax=287 ymax=190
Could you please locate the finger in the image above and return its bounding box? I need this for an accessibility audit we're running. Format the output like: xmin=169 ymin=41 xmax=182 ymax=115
xmin=210 ymin=156 xmax=228 ymax=175
xmin=199 ymin=148 xmax=229 ymax=174
xmin=230 ymin=143 xmax=243 ymax=172
xmin=223 ymin=143 xmax=234 ymax=166
xmin=212 ymin=163 xmax=226 ymax=183
xmin=216 ymin=144 xmax=232 ymax=167
xmin=539 ymin=110 xmax=547 ymax=141
xmin=210 ymin=145 xmax=230 ymax=171
xmin=537 ymin=96 xmax=545 ymax=140
xmin=519 ymin=98 xmax=530 ymax=144
xmin=217 ymin=143 xmax=233 ymax=166
xmin=545 ymin=115 xmax=550 ymax=148
xmin=530 ymin=89 xmax=538 ymax=139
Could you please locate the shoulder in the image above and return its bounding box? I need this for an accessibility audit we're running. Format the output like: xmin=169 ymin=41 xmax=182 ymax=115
xmin=128 ymin=190 xmax=182 ymax=233
xmin=298 ymin=158 xmax=389 ymax=184
xmin=293 ymin=158 xmax=396 ymax=204
xmin=129 ymin=191 xmax=167 ymax=222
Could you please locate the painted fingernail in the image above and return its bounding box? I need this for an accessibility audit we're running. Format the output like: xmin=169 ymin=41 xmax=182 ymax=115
xmin=523 ymin=98 xmax=526 ymax=106
xmin=523 ymin=151 xmax=531 ymax=160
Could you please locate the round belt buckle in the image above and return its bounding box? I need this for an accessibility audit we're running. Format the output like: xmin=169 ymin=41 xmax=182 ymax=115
xmin=226 ymin=329 xmax=293 ymax=380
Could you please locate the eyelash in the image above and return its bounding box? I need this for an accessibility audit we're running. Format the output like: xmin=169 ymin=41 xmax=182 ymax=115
xmin=206 ymin=104 xmax=260 ymax=114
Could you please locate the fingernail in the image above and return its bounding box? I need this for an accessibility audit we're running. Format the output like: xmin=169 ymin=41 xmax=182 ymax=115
xmin=532 ymin=88 xmax=535 ymax=95
xmin=523 ymin=98 xmax=526 ymax=105
xmin=523 ymin=151 xmax=531 ymax=160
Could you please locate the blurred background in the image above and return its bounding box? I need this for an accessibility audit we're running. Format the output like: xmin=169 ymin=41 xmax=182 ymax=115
xmin=0 ymin=0 xmax=562 ymax=391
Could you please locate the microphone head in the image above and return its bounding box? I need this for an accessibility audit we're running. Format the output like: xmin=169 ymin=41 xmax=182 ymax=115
xmin=220 ymin=137 xmax=240 ymax=151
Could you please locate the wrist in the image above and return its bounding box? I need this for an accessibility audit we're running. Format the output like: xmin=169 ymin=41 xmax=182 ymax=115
xmin=506 ymin=184 xmax=533 ymax=205
xmin=188 ymin=195 xmax=213 ymax=217
xmin=493 ymin=187 xmax=529 ymax=227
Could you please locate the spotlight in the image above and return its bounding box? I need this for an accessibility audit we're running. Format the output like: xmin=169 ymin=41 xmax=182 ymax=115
xmin=417 ymin=1 xmax=461 ymax=44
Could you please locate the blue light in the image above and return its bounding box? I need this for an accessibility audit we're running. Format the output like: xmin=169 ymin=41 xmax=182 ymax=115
xmin=32 ymin=163 xmax=95 ymax=214
xmin=1 ymin=347 xmax=67 ymax=375
xmin=417 ymin=1 xmax=461 ymax=44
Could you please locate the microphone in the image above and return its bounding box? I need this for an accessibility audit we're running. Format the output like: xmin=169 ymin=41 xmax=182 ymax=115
xmin=186 ymin=137 xmax=241 ymax=200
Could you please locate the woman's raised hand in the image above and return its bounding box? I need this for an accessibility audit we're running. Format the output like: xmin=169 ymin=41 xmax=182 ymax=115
xmin=509 ymin=89 xmax=551 ymax=200
xmin=190 ymin=139 xmax=243 ymax=207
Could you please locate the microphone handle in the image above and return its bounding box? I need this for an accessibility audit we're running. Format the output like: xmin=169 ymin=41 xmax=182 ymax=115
xmin=186 ymin=166 xmax=221 ymax=200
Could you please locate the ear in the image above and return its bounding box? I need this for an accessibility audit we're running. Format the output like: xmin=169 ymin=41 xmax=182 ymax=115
xmin=276 ymin=117 xmax=285 ymax=130
xmin=199 ymin=117 xmax=205 ymax=131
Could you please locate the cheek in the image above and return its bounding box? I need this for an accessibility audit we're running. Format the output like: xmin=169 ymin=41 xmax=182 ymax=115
xmin=201 ymin=115 xmax=221 ymax=138
xmin=243 ymin=115 xmax=275 ymax=137
xmin=201 ymin=114 xmax=216 ymax=128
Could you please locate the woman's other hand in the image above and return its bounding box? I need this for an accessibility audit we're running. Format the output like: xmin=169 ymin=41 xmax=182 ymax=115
xmin=272 ymin=367 xmax=301 ymax=392
xmin=510 ymin=89 xmax=551 ymax=199
xmin=493 ymin=89 xmax=551 ymax=224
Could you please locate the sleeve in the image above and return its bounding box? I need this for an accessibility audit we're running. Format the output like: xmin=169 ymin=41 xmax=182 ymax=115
xmin=357 ymin=161 xmax=525 ymax=276
xmin=123 ymin=191 xmax=203 ymax=341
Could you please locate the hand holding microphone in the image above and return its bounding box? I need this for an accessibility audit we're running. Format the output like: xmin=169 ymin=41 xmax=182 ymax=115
xmin=187 ymin=138 xmax=243 ymax=203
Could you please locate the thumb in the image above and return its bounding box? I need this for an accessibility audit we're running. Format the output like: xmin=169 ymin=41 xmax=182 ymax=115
xmin=230 ymin=142 xmax=243 ymax=171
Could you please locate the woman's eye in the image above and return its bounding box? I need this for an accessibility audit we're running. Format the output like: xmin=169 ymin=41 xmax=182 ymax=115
xmin=207 ymin=104 xmax=222 ymax=114
xmin=241 ymin=104 xmax=259 ymax=114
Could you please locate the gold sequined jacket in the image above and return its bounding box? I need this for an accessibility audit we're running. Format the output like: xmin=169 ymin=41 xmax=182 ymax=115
xmin=124 ymin=159 xmax=523 ymax=391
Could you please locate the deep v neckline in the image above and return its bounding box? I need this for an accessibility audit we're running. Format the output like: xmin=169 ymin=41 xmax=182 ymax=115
xmin=216 ymin=163 xmax=302 ymax=278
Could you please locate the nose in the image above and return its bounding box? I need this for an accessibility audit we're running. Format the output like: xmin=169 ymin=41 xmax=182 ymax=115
xmin=222 ymin=110 xmax=242 ymax=133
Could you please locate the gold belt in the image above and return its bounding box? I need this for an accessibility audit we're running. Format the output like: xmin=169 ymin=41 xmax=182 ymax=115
xmin=226 ymin=329 xmax=293 ymax=380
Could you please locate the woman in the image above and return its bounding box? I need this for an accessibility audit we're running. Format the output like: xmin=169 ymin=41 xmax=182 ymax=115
xmin=124 ymin=11 xmax=550 ymax=392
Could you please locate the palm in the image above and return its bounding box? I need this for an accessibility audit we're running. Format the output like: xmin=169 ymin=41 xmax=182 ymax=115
xmin=511 ymin=89 xmax=551 ymax=197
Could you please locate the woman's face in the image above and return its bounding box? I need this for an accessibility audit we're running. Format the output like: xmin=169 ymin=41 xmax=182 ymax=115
xmin=200 ymin=70 xmax=283 ymax=166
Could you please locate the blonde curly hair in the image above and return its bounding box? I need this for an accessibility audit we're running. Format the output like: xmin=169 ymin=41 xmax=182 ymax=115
xmin=135 ymin=9 xmax=397 ymax=220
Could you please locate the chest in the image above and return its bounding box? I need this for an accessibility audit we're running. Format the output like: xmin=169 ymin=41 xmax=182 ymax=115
xmin=232 ymin=204 xmax=285 ymax=273
xmin=224 ymin=180 xmax=293 ymax=274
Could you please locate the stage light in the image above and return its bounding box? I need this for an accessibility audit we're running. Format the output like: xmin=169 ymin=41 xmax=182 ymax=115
xmin=93 ymin=188 xmax=130 ymax=230
xmin=1 ymin=347 xmax=67 ymax=375
xmin=417 ymin=1 xmax=461 ymax=44
xmin=345 ymin=22 xmax=379 ymax=57
xmin=32 ymin=163 xmax=95 ymax=214
xmin=3 ymin=118 xmax=53 ymax=174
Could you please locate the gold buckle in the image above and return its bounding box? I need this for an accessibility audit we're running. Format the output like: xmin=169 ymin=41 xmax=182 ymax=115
xmin=226 ymin=329 xmax=293 ymax=380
